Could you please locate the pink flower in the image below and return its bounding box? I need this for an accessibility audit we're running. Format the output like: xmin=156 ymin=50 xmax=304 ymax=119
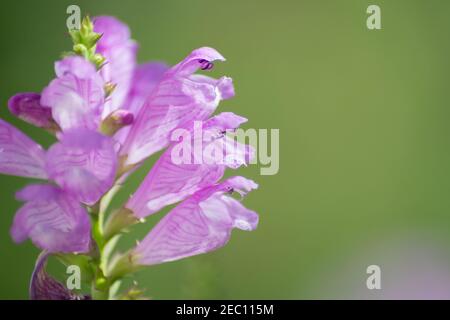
xmin=1 ymin=14 xmax=260 ymax=299
xmin=126 ymin=112 xmax=253 ymax=218
xmin=132 ymin=176 xmax=258 ymax=266
xmin=119 ymin=47 xmax=235 ymax=165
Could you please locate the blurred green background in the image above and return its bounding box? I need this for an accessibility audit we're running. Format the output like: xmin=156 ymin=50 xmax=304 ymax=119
xmin=2 ymin=0 xmax=450 ymax=299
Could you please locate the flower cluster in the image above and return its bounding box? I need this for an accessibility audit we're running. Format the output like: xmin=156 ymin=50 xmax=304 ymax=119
xmin=0 ymin=16 xmax=258 ymax=299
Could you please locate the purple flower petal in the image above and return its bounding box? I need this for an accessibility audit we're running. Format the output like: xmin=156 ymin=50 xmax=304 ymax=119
xmin=46 ymin=129 xmax=117 ymax=205
xmin=125 ymin=62 xmax=169 ymax=116
xmin=120 ymin=47 xmax=234 ymax=165
xmin=7 ymin=93 xmax=56 ymax=129
xmin=94 ymin=16 xmax=132 ymax=50
xmin=113 ymin=62 xmax=169 ymax=145
xmin=30 ymin=252 xmax=87 ymax=300
xmin=167 ymin=47 xmax=225 ymax=77
xmin=126 ymin=112 xmax=252 ymax=218
xmin=11 ymin=184 xmax=91 ymax=253
xmin=202 ymin=111 xmax=248 ymax=132
xmin=41 ymin=56 xmax=104 ymax=131
xmin=201 ymin=112 xmax=254 ymax=169
xmin=188 ymin=74 xmax=235 ymax=100
xmin=126 ymin=152 xmax=225 ymax=219
xmin=133 ymin=176 xmax=258 ymax=265
xmin=0 ymin=118 xmax=47 ymax=179
xmin=93 ymin=16 xmax=137 ymax=117
xmin=54 ymin=56 xmax=99 ymax=79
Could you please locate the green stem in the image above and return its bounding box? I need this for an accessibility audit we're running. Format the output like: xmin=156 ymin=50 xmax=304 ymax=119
xmin=89 ymin=198 xmax=111 ymax=299
xmin=91 ymin=268 xmax=110 ymax=300
xmin=87 ymin=182 xmax=141 ymax=299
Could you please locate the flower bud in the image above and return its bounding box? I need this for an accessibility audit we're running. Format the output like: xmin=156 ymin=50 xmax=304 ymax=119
xmin=8 ymin=92 xmax=60 ymax=133
xmin=100 ymin=110 xmax=134 ymax=136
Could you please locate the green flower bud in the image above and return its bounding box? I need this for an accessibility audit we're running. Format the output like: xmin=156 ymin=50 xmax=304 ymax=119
xmin=66 ymin=15 xmax=106 ymax=70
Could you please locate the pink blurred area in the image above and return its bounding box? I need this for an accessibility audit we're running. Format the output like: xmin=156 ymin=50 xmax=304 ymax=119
xmin=307 ymin=231 xmax=450 ymax=299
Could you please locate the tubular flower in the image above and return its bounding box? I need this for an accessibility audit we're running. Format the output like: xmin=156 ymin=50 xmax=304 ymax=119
xmin=125 ymin=112 xmax=253 ymax=218
xmin=7 ymin=93 xmax=58 ymax=131
xmin=1 ymin=15 xmax=260 ymax=300
xmin=41 ymin=56 xmax=105 ymax=131
xmin=119 ymin=47 xmax=235 ymax=165
xmin=131 ymin=176 xmax=259 ymax=266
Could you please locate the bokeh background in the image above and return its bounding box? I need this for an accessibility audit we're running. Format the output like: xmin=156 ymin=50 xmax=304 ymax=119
xmin=2 ymin=0 xmax=450 ymax=299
